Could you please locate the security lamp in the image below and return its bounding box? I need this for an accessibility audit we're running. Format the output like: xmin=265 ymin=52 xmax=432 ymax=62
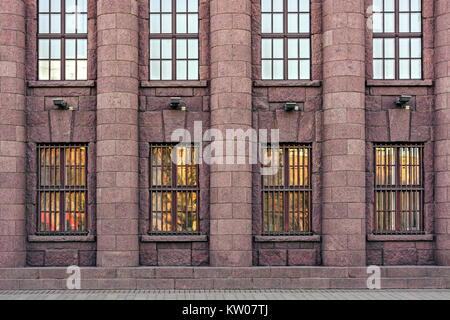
xmin=284 ymin=102 xmax=299 ymax=112
xmin=395 ymin=95 xmax=412 ymax=110
xmin=170 ymin=97 xmax=186 ymax=111
xmin=53 ymin=99 xmax=68 ymax=110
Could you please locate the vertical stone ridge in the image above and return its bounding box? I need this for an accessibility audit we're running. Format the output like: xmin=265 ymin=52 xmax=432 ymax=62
xmin=96 ymin=0 xmax=140 ymax=267
xmin=321 ymin=0 xmax=366 ymax=266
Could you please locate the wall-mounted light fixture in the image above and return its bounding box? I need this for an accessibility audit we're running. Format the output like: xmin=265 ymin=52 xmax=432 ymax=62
xmin=170 ymin=97 xmax=187 ymax=111
xmin=53 ymin=99 xmax=69 ymax=110
xmin=395 ymin=95 xmax=411 ymax=110
xmin=284 ymin=102 xmax=299 ymax=112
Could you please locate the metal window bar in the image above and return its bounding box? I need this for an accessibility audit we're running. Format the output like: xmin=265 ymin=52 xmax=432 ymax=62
xmin=374 ymin=144 xmax=424 ymax=234
xmin=36 ymin=144 xmax=88 ymax=235
xmin=149 ymin=143 xmax=200 ymax=235
xmin=261 ymin=144 xmax=312 ymax=235
xmin=260 ymin=0 xmax=311 ymax=80
xmin=37 ymin=0 xmax=88 ymax=80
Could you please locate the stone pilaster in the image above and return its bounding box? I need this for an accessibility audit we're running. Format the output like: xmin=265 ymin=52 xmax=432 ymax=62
xmin=321 ymin=0 xmax=366 ymax=266
xmin=434 ymin=0 xmax=450 ymax=266
xmin=209 ymin=0 xmax=253 ymax=266
xmin=0 ymin=0 xmax=26 ymax=267
xmin=96 ymin=0 xmax=140 ymax=267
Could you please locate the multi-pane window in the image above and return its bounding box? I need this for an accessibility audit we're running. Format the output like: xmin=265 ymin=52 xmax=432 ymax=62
xmin=261 ymin=145 xmax=311 ymax=234
xmin=149 ymin=144 xmax=199 ymax=233
xmin=149 ymin=0 xmax=199 ymax=80
xmin=374 ymin=145 xmax=424 ymax=234
xmin=372 ymin=0 xmax=422 ymax=80
xmin=37 ymin=144 xmax=88 ymax=235
xmin=261 ymin=0 xmax=311 ymax=80
xmin=38 ymin=0 xmax=88 ymax=80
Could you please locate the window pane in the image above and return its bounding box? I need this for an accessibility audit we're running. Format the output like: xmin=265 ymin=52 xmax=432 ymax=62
xmin=161 ymin=14 xmax=172 ymax=33
xmin=261 ymin=14 xmax=272 ymax=33
xmin=177 ymin=60 xmax=187 ymax=80
xmin=273 ymin=60 xmax=283 ymax=79
xmin=66 ymin=60 xmax=76 ymax=80
xmin=77 ymin=13 xmax=88 ymax=33
xmin=399 ymin=0 xmax=409 ymax=11
xmin=372 ymin=13 xmax=382 ymax=33
xmin=78 ymin=0 xmax=87 ymax=12
xmin=373 ymin=60 xmax=383 ymax=79
xmin=161 ymin=39 xmax=172 ymax=59
xmin=299 ymin=0 xmax=309 ymax=12
xmin=411 ymin=38 xmax=421 ymax=58
xmin=51 ymin=14 xmax=61 ymax=33
xmin=299 ymin=39 xmax=310 ymax=58
xmin=411 ymin=0 xmax=421 ymax=11
xmin=66 ymin=0 xmax=76 ymax=12
xmin=150 ymin=0 xmax=160 ymax=12
xmin=384 ymin=38 xmax=395 ymax=58
xmin=39 ymin=61 xmax=50 ymax=80
xmin=288 ymin=39 xmax=298 ymax=58
xmin=288 ymin=0 xmax=297 ymax=12
xmin=273 ymin=0 xmax=283 ymax=12
xmin=273 ymin=14 xmax=283 ymax=33
xmin=77 ymin=60 xmax=88 ymax=80
xmin=273 ymin=39 xmax=283 ymax=58
xmin=384 ymin=0 xmax=395 ymax=11
xmin=177 ymin=39 xmax=187 ymax=59
xmin=188 ymin=0 xmax=198 ymax=12
xmin=299 ymin=60 xmax=310 ymax=79
xmin=261 ymin=0 xmax=272 ymax=12
xmin=262 ymin=39 xmax=272 ymax=59
xmin=187 ymin=14 xmax=198 ymax=33
xmin=150 ymin=39 xmax=160 ymax=59
xmin=384 ymin=60 xmax=395 ymax=79
xmin=411 ymin=13 xmax=421 ymax=32
xmin=51 ymin=0 xmax=60 ymax=12
xmin=40 ymin=0 xmax=50 ymax=12
xmin=188 ymin=39 xmax=198 ymax=59
xmin=399 ymin=38 xmax=410 ymax=58
xmin=51 ymin=39 xmax=61 ymax=59
xmin=39 ymin=39 xmax=50 ymax=59
xmin=161 ymin=0 xmax=172 ymax=12
xmin=373 ymin=0 xmax=382 ymax=11
xmin=411 ymin=59 xmax=421 ymax=79
xmin=373 ymin=39 xmax=383 ymax=58
xmin=150 ymin=60 xmax=161 ymax=80
xmin=150 ymin=14 xmax=160 ymax=33
xmin=39 ymin=14 xmax=50 ymax=33
xmin=262 ymin=60 xmax=272 ymax=79
xmin=288 ymin=60 xmax=299 ymax=79
xmin=65 ymin=39 xmax=76 ymax=58
xmin=176 ymin=14 xmax=187 ymax=33
xmin=399 ymin=13 xmax=410 ymax=32
xmin=177 ymin=0 xmax=187 ymax=12
xmin=399 ymin=59 xmax=410 ymax=79
xmin=161 ymin=60 xmax=172 ymax=80
xmin=288 ymin=13 xmax=298 ymax=33
xmin=66 ymin=14 xmax=76 ymax=33
xmin=77 ymin=39 xmax=88 ymax=59
xmin=50 ymin=60 xmax=61 ymax=80
xmin=384 ymin=13 xmax=394 ymax=32
xmin=299 ymin=13 xmax=309 ymax=33
xmin=188 ymin=60 xmax=198 ymax=80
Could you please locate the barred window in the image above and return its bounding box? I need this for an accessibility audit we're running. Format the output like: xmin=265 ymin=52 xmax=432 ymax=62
xmin=261 ymin=145 xmax=311 ymax=234
xmin=372 ymin=0 xmax=422 ymax=80
xmin=38 ymin=0 xmax=88 ymax=80
xmin=149 ymin=0 xmax=199 ymax=80
xmin=37 ymin=144 xmax=88 ymax=235
xmin=374 ymin=145 xmax=424 ymax=234
xmin=149 ymin=144 xmax=199 ymax=233
xmin=261 ymin=0 xmax=311 ymax=80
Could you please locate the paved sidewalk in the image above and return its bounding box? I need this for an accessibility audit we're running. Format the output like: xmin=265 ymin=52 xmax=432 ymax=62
xmin=0 ymin=289 xmax=450 ymax=300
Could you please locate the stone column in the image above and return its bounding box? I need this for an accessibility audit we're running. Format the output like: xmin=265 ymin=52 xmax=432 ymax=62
xmin=0 ymin=0 xmax=26 ymax=267
xmin=209 ymin=0 xmax=253 ymax=266
xmin=96 ymin=0 xmax=140 ymax=267
xmin=321 ymin=0 xmax=366 ymax=266
xmin=435 ymin=0 xmax=450 ymax=266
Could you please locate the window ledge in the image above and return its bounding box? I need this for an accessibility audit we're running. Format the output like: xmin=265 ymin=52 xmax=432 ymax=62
xmin=253 ymin=80 xmax=322 ymax=87
xmin=254 ymin=235 xmax=321 ymax=242
xmin=28 ymin=234 xmax=95 ymax=242
xmin=27 ymin=80 xmax=96 ymax=88
xmin=140 ymin=80 xmax=208 ymax=88
xmin=367 ymin=234 xmax=434 ymax=242
xmin=366 ymin=80 xmax=433 ymax=87
xmin=141 ymin=234 xmax=208 ymax=242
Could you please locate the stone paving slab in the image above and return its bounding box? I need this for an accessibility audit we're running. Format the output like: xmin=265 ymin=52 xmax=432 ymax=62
xmin=0 ymin=289 xmax=450 ymax=300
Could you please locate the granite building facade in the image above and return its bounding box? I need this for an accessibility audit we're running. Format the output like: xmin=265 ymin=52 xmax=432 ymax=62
xmin=0 ymin=0 xmax=450 ymax=290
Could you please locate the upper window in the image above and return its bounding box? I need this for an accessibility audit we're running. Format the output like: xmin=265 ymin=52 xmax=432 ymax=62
xmin=261 ymin=0 xmax=311 ymax=80
xmin=261 ymin=145 xmax=311 ymax=235
xmin=38 ymin=0 xmax=88 ymax=80
xmin=37 ymin=144 xmax=88 ymax=235
xmin=374 ymin=145 xmax=423 ymax=234
xmin=372 ymin=0 xmax=422 ymax=80
xmin=149 ymin=0 xmax=199 ymax=81
xmin=149 ymin=144 xmax=199 ymax=234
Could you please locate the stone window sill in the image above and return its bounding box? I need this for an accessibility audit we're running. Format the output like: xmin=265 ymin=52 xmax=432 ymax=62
xmin=254 ymin=235 xmax=321 ymax=242
xmin=367 ymin=234 xmax=434 ymax=242
xmin=141 ymin=234 xmax=208 ymax=242
xmin=140 ymin=80 xmax=208 ymax=88
xmin=253 ymin=80 xmax=322 ymax=87
xmin=28 ymin=234 xmax=96 ymax=242
xmin=27 ymin=80 xmax=96 ymax=88
xmin=366 ymin=80 xmax=433 ymax=87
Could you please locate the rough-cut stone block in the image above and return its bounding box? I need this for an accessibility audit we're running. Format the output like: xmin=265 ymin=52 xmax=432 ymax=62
xmin=383 ymin=248 xmax=418 ymax=265
xmin=287 ymin=249 xmax=316 ymax=266
xmin=258 ymin=249 xmax=287 ymax=266
xmin=158 ymin=249 xmax=191 ymax=266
